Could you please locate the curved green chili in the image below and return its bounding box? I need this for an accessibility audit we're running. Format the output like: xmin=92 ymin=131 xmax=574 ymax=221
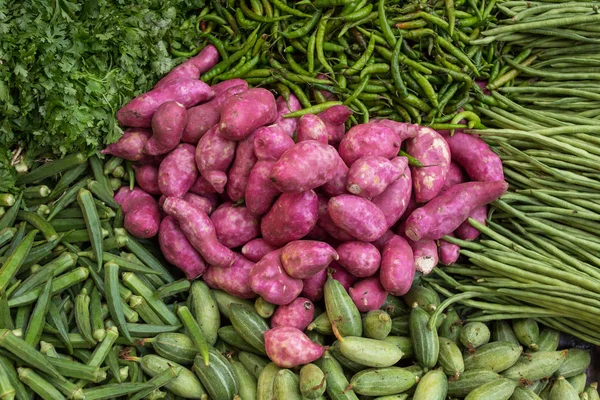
xmin=340 ymin=3 xmax=373 ymax=22
xmin=236 ymin=7 xmax=258 ymax=29
xmin=391 ymin=38 xmax=408 ymax=98
xmin=282 ymin=10 xmax=322 ymax=38
xmin=316 ymin=10 xmax=336 ymax=77
xmin=410 ymin=69 xmax=439 ymax=108
xmin=378 ymin=0 xmax=397 ymax=47
xmin=286 ymin=53 xmax=313 ymax=77
xmin=345 ymin=34 xmax=376 ymax=76
xmin=283 ymin=101 xmax=343 ymax=118
xmin=271 ymin=0 xmax=311 ymax=17
xmin=240 ymin=0 xmax=291 ymax=22
xmin=345 ymin=74 xmax=370 ymax=105
xmin=307 ymin=32 xmax=316 ymax=73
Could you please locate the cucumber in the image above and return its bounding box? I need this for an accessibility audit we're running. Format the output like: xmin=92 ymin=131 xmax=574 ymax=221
xmin=492 ymin=320 xmax=519 ymax=345
xmin=438 ymin=308 xmax=463 ymax=344
xmin=390 ymin=315 xmax=410 ymax=336
xmin=151 ymin=333 xmax=197 ymax=365
xmin=348 ymin=367 xmax=417 ymax=396
xmin=567 ymin=372 xmax=587 ymax=394
xmin=511 ymin=386 xmax=543 ymax=400
xmin=229 ymin=304 xmax=269 ymax=356
xmin=218 ymin=326 xmax=262 ymax=354
xmin=339 ymin=337 xmax=403 ymax=368
xmin=410 ymin=306 xmax=439 ymax=368
xmin=502 ymin=350 xmax=567 ymax=381
xmin=254 ymin=297 xmax=276 ymax=319
xmin=555 ymin=348 xmax=591 ymax=378
xmin=460 ymin=322 xmax=491 ymax=350
xmin=464 ymin=378 xmax=516 ymax=400
xmin=513 ymin=319 xmax=539 ymax=351
xmin=549 ymin=376 xmax=579 ymax=400
xmin=238 ymin=352 xmax=270 ymax=380
xmin=257 ymin=362 xmax=280 ymax=400
xmin=383 ymin=336 xmax=413 ymax=358
xmin=318 ymin=351 xmax=359 ymax=400
xmin=535 ymin=327 xmax=560 ymax=352
xmin=193 ymin=348 xmax=238 ymax=400
xmin=448 ymin=369 xmax=501 ymax=397
xmin=413 ymin=370 xmax=447 ymax=400
xmin=299 ymin=363 xmax=327 ymax=399
xmin=324 ymin=276 xmax=362 ymax=337
xmin=438 ymin=337 xmax=464 ymax=378
xmin=403 ymin=284 xmax=440 ymax=312
xmin=463 ymin=341 xmax=523 ymax=373
xmin=140 ymin=355 xmax=207 ymax=399
xmin=362 ymin=310 xmax=392 ymax=340
xmin=190 ymin=281 xmax=220 ymax=346
xmin=212 ymin=290 xmax=254 ymax=319
xmin=231 ymin=359 xmax=257 ymax=400
xmin=273 ymin=369 xmax=302 ymax=400
xmin=329 ymin=341 xmax=368 ymax=373
xmin=307 ymin=312 xmax=333 ymax=335
xmin=380 ymin=294 xmax=409 ymax=318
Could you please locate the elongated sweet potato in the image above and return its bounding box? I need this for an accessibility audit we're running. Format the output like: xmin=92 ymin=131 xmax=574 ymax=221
xmin=133 ymin=164 xmax=161 ymax=195
xmin=271 ymin=297 xmax=315 ymax=330
xmin=380 ymin=234 xmax=415 ymax=296
xmin=154 ymin=45 xmax=219 ymax=88
xmin=195 ymin=125 xmax=237 ymax=193
xmin=372 ymin=119 xmax=419 ymax=142
xmin=249 ymin=250 xmax=303 ymax=305
xmin=296 ymin=114 xmax=328 ymax=144
xmin=281 ymin=240 xmax=338 ymax=279
xmin=444 ymin=132 xmax=504 ymax=182
xmin=211 ymin=202 xmax=260 ymax=248
xmin=316 ymin=194 xmax=356 ymax=242
xmin=349 ymin=276 xmax=387 ymax=312
xmin=438 ymin=234 xmax=460 ymax=265
xmin=261 ymin=191 xmax=319 ymax=246
xmin=117 ymin=79 xmax=213 ymax=127
xmin=202 ymin=254 xmax=256 ymax=298
xmin=328 ymin=195 xmax=387 ymax=242
xmin=253 ymin=125 xmax=295 ymax=161
xmin=212 ymin=78 xmax=249 ymax=97
xmin=158 ymin=144 xmax=198 ymax=198
xmin=101 ymin=129 xmax=152 ymax=161
xmin=219 ymin=88 xmax=278 ymax=141
xmin=370 ymin=229 xmax=395 ymax=252
xmin=274 ymin=95 xmax=302 ymax=137
xmin=441 ymin=161 xmax=468 ymax=193
xmin=405 ymin=126 xmax=451 ymax=203
xmin=407 ymin=238 xmax=438 ymax=275
xmin=182 ymin=84 xmax=248 ymax=144
xmin=372 ymin=157 xmax=412 ymax=228
xmin=189 ymin=175 xmax=217 ymax=196
xmin=145 ymin=101 xmax=188 ymax=155
xmin=182 ymin=192 xmax=214 ymax=215
xmin=330 ymin=261 xmax=358 ymax=290
xmin=270 ymin=141 xmax=341 ymax=193
xmin=159 ymin=216 xmax=207 ymax=279
xmin=318 ymin=105 xmax=353 ymax=144
xmin=347 ymin=156 xmax=403 ymax=199
xmin=301 ymin=268 xmax=327 ymax=302
xmin=245 ymin=161 xmax=280 ymax=215
xmin=163 ymin=197 xmax=236 ymax=268
xmin=337 ymin=241 xmax=381 ymax=278
xmin=226 ymin=131 xmax=258 ymax=202
xmin=405 ymin=181 xmax=508 ymax=241
xmin=264 ymin=327 xmax=324 ymax=368
xmin=455 ymin=205 xmax=487 ymax=241
xmin=115 ymin=187 xmax=161 ymax=239
xmin=241 ymin=238 xmax=277 ymax=262
xmin=322 ymin=157 xmax=349 ymax=197
xmin=338 ymin=122 xmax=401 ymax=166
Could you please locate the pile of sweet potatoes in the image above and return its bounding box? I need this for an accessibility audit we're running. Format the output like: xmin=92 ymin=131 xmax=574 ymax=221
xmin=105 ymin=48 xmax=507 ymax=365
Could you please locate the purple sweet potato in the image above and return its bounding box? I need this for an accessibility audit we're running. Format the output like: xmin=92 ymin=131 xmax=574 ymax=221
xmin=115 ymin=187 xmax=161 ymax=239
xmin=157 ymin=144 xmax=198 ymax=198
xmin=273 ymin=95 xmax=302 ymax=137
xmin=372 ymin=119 xmax=419 ymax=142
xmin=337 ymin=241 xmax=381 ymax=278
xmin=253 ymin=125 xmax=295 ymax=161
xmin=455 ymin=205 xmax=487 ymax=241
xmin=133 ymin=164 xmax=161 ymax=195
xmin=212 ymin=79 xmax=249 ymax=97
xmin=261 ymin=191 xmax=319 ymax=247
xmin=405 ymin=181 xmax=508 ymax=241
xmin=211 ymin=202 xmax=260 ymax=248
xmin=241 ymin=238 xmax=278 ymax=262
xmin=380 ymin=235 xmax=415 ymax=296
xmin=154 ymin=45 xmax=219 ymax=88
xmin=249 ymin=250 xmax=303 ymax=305
xmin=101 ymin=129 xmax=152 ymax=161
xmin=372 ymin=157 xmax=412 ymax=228
xmin=162 ymin=197 xmax=236 ymax=268
xmin=145 ymin=101 xmax=188 ymax=155
xmin=202 ymin=254 xmax=256 ymax=298
xmin=264 ymin=327 xmax=324 ymax=368
xmin=219 ymin=88 xmax=278 ymax=141
xmin=347 ymin=156 xmax=403 ymax=199
xmin=189 ymin=175 xmax=218 ymax=196
xmin=195 ymin=125 xmax=237 ymax=193
xmin=270 ymin=141 xmax=341 ymax=193
xmin=318 ymin=105 xmax=353 ymax=144
xmin=271 ymin=297 xmax=315 ymax=330
xmin=115 ymin=187 xmax=149 ymax=212
xmin=296 ymin=114 xmax=328 ymax=144
xmin=441 ymin=161 xmax=468 ymax=193
xmin=438 ymin=234 xmax=460 ymax=265
xmin=405 ymin=126 xmax=451 ymax=203
xmin=182 ymin=84 xmax=248 ymax=144
xmin=301 ymin=268 xmax=327 ymax=302
xmin=328 ymin=195 xmax=387 ymax=242
xmin=182 ymin=192 xmax=214 ymax=215
xmin=370 ymin=229 xmax=395 ymax=252
xmin=226 ymin=131 xmax=258 ymax=202
xmin=245 ymin=161 xmax=280 ymax=216
xmin=322 ymin=157 xmax=350 ymax=198
xmin=444 ymin=132 xmax=504 ymax=182
xmin=407 ymin=238 xmax=438 ymax=275
xmin=280 ymin=240 xmax=338 ymax=279
xmin=330 ymin=261 xmax=358 ymax=291
xmin=316 ymin=194 xmax=356 ymax=242
xmin=117 ymin=79 xmax=213 ymax=128
xmin=306 ymin=222 xmax=330 ymax=241
xmin=349 ymin=276 xmax=387 ymax=312
xmin=338 ymin=122 xmax=401 ymax=166
xmin=159 ymin=216 xmax=207 ymax=279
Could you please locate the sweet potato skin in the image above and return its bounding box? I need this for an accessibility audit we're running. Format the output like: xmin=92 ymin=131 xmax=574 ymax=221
xmin=226 ymin=131 xmax=258 ymax=202
xmin=372 ymin=119 xmax=419 ymax=141
xmin=380 ymin=235 xmax=415 ymax=296
xmin=349 ymin=276 xmax=388 ymax=312
xmin=330 ymin=261 xmax=358 ymax=291
xmin=261 ymin=191 xmax=319 ymax=247
xmin=189 ymin=175 xmax=217 ymax=196
xmin=408 ymin=238 xmax=438 ymax=275
xmin=101 ymin=129 xmax=152 ymax=161
xmin=182 ymin=84 xmax=247 ymax=144
xmin=117 ymin=78 xmax=213 ymax=127
xmin=211 ymin=78 xmax=249 ymax=96
xmin=445 ymin=132 xmax=504 ymax=182
xmin=245 ymin=160 xmax=280 ymax=216
xmin=296 ymin=114 xmax=328 ymax=144
xmin=405 ymin=126 xmax=451 ymax=203
xmin=439 ymin=234 xmax=460 ymax=265
xmin=195 ymin=125 xmax=237 ymax=193
xmin=249 ymin=250 xmax=303 ymax=305
xmin=316 ymin=194 xmax=356 ymax=242
xmin=280 ymin=240 xmax=338 ymax=279
xmin=371 ymin=157 xmax=412 ymax=228
xmin=274 ymin=95 xmax=302 ymax=137
xmin=219 ymin=88 xmax=278 ymax=141
xmin=271 ymin=297 xmax=315 ymax=330
xmin=264 ymin=327 xmax=324 ymax=368
xmin=115 ymin=187 xmax=161 ymax=239
xmin=241 ymin=238 xmax=277 ymax=262
xmin=270 ymin=141 xmax=341 ymax=193
xmin=154 ymin=45 xmax=219 ymax=88
xmin=338 ymin=122 xmax=401 ymax=166
xmin=163 ymin=197 xmax=236 ymax=268
xmin=404 ymin=181 xmax=508 ymax=241
xmin=301 ymin=268 xmax=327 ymax=302
xmin=337 ymin=241 xmax=381 ymax=278
xmin=318 ymin=105 xmax=353 ymax=144
xmin=346 ymin=156 xmax=403 ymax=199
xmin=133 ymin=164 xmax=161 ymax=195
xmin=145 ymin=101 xmax=188 ymax=155
xmin=158 ymin=144 xmax=198 ymax=197
xmin=322 ymin=157 xmax=349 ymax=198
xmin=455 ymin=205 xmax=487 ymax=241
xmin=202 ymin=254 xmax=256 ymax=298
xmin=253 ymin=125 xmax=295 ymax=161
xmin=441 ymin=161 xmax=468 ymax=193
xmin=182 ymin=192 xmax=214 ymax=215
xmin=211 ymin=202 xmax=260 ymax=248
xmin=159 ymin=216 xmax=207 ymax=279
xmin=328 ymin=195 xmax=387 ymax=242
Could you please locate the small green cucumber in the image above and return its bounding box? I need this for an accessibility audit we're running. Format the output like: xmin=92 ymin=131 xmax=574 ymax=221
xmin=299 ymin=363 xmax=327 ymax=399
xmin=463 ymin=341 xmax=523 ymax=373
xmin=329 ymin=341 xmax=368 ymax=373
xmin=307 ymin=312 xmax=333 ymax=335
xmin=413 ymin=369 xmax=447 ymax=400
xmin=348 ymin=367 xmax=417 ymax=396
xmin=318 ymin=351 xmax=359 ymax=400
xmin=254 ymin=297 xmax=276 ymax=319
xmin=535 ymin=328 xmax=560 ymax=352
xmin=502 ymin=350 xmax=567 ymax=381
xmin=382 ymin=336 xmax=413 ymax=359
xmin=460 ymin=322 xmax=491 ymax=350
xmin=555 ymin=348 xmax=591 ymax=378
xmin=193 ymin=348 xmax=239 ymax=400
xmin=529 ymin=379 xmax=549 ymax=395
xmin=511 ymin=386 xmax=543 ymax=400
xmin=151 ymin=333 xmax=197 ymax=365
xmin=391 ymin=315 xmax=410 ymax=336
xmin=229 ymin=304 xmax=269 ymax=356
xmin=218 ymin=326 xmax=261 ymax=354
xmin=238 ymin=352 xmax=270 ymax=380
xmin=339 ymin=337 xmax=404 ymax=368
xmin=257 ymin=362 xmax=280 ymax=400
xmin=438 ymin=337 xmax=465 ymax=379
xmin=492 ymin=320 xmax=519 ymax=345
xmin=231 ymin=359 xmax=257 ymax=400
xmin=372 ymin=395 xmax=409 ymax=400
xmin=438 ymin=308 xmax=463 ymax=344
xmin=273 ymin=369 xmax=301 ymax=400
xmin=410 ymin=306 xmax=439 ymax=368
xmin=324 ymin=276 xmax=362 ymax=337
xmin=567 ymin=372 xmax=587 ymax=394
xmin=140 ymin=355 xmax=207 ymax=399
xmin=380 ymin=294 xmax=409 ymax=318
xmin=465 ymin=377 xmax=516 ymax=400
xmin=363 ymin=310 xmax=392 ymax=340
xmin=549 ymin=376 xmax=579 ymax=400
xmin=212 ymin=290 xmax=254 ymax=319
xmin=512 ymin=319 xmax=539 ymax=351
xmin=405 ymin=364 xmax=425 ymax=381
xmin=584 ymin=383 xmax=600 ymax=400
xmin=448 ymin=369 xmax=501 ymax=397
xmin=190 ymin=281 xmax=220 ymax=346
xmin=403 ymin=284 xmax=440 ymax=312
xmin=306 ymin=330 xmax=326 ymax=345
